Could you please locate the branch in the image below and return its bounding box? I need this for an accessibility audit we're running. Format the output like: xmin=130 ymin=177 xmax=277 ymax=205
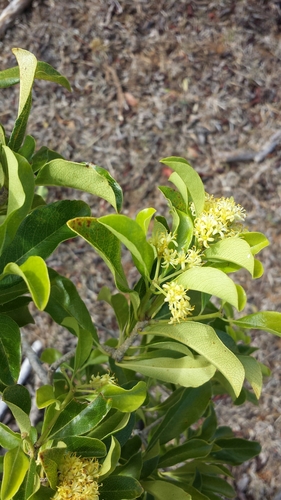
xmin=21 ymin=332 xmax=48 ymax=385
xmin=0 ymin=0 xmax=33 ymax=38
xmin=48 ymin=348 xmax=76 ymax=384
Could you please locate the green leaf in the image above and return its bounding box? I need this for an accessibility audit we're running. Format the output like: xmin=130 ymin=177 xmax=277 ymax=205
xmin=0 ymin=314 xmax=21 ymax=385
xmin=204 ymin=238 xmax=254 ymax=276
xmin=99 ymin=436 xmax=121 ymax=480
xmin=55 ymin=436 xmax=106 ymax=458
xmin=135 ymin=208 xmax=156 ymax=234
xmin=31 ymin=146 xmax=64 ymax=173
xmin=0 ymin=147 xmax=34 ymax=253
xmin=35 ymin=61 xmax=71 ymax=90
xmin=0 ymin=446 xmax=30 ymax=500
xmin=101 ymin=381 xmax=147 ymax=412
xmin=45 ymin=268 xmax=98 ymax=342
xmin=147 ymin=384 xmax=211 ymax=450
xmin=0 ymin=423 xmax=21 ymax=449
xmin=35 ymin=159 xmax=122 ymax=211
xmin=142 ymin=480 xmax=191 ymax=500
xmin=36 ymin=385 xmax=57 ymax=409
xmin=67 ymin=217 xmax=130 ymax=292
xmin=241 ymin=232 xmax=269 ymax=255
xmin=173 ymin=208 xmax=194 ymax=251
xmin=21 ymin=458 xmax=40 ymax=500
xmin=99 ymin=475 xmax=143 ymax=500
xmin=1 ymin=257 xmax=50 ymax=310
xmin=49 ymin=394 xmax=111 ymax=439
xmin=114 ymin=451 xmax=142 ymax=479
xmin=12 ymin=48 xmax=37 ymax=116
xmin=0 ymin=296 xmax=34 ymax=327
xmin=238 ymin=355 xmax=262 ymax=399
xmin=88 ymin=410 xmax=130 ymax=440
xmin=158 ymin=186 xmax=187 ymax=212
xmin=111 ymin=293 xmax=129 ymax=332
xmin=143 ymin=323 xmax=245 ymax=398
xmin=0 ymin=200 xmax=91 ymax=274
xmin=201 ymin=475 xmax=235 ymax=498
xmin=0 ymin=66 xmax=19 ymax=88
xmin=159 ymin=439 xmax=212 ymax=468
xmin=18 ymin=135 xmax=36 ymax=162
xmin=211 ymin=437 xmax=261 ymax=465
xmin=176 ymin=267 xmax=240 ymax=310
xmin=39 ymin=448 xmax=65 ymax=489
xmin=118 ymin=353 xmax=216 ymax=388
xmin=232 ymin=311 xmax=281 ymax=336
xmin=98 ymin=214 xmax=155 ymax=278
xmin=2 ymin=385 xmax=31 ymax=433
xmin=73 ymin=324 xmax=93 ymax=372
xmin=160 ymin=156 xmax=205 ymax=215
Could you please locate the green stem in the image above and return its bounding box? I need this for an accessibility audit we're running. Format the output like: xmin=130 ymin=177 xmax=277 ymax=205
xmin=35 ymin=388 xmax=74 ymax=449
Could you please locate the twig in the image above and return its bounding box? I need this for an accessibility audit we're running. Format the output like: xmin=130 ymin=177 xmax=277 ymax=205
xmin=102 ymin=323 xmax=145 ymax=362
xmin=104 ymin=64 xmax=128 ymax=121
xmin=0 ymin=0 xmax=33 ymax=38
xmin=48 ymin=348 xmax=76 ymax=384
xmin=254 ymin=130 xmax=281 ymax=163
xmin=21 ymin=332 xmax=48 ymax=385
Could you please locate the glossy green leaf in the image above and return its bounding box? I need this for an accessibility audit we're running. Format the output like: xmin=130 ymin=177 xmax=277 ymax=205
xmin=98 ymin=214 xmax=155 ymax=278
xmin=89 ymin=410 xmax=130 ymax=440
xmin=173 ymin=208 xmax=194 ymax=251
xmin=49 ymin=394 xmax=111 ymax=439
xmin=158 ymin=186 xmax=186 ymax=212
xmin=114 ymin=451 xmax=142 ymax=479
xmin=101 ymin=381 xmax=146 ymax=412
xmin=253 ymin=258 xmax=264 ymax=278
xmin=0 ymin=446 xmax=30 ymax=500
xmin=0 ymin=200 xmax=91 ymax=275
xmin=21 ymin=458 xmax=40 ymax=500
xmin=0 ymin=314 xmax=21 ymax=385
xmin=18 ymin=135 xmax=36 ymax=162
xmin=135 ymin=208 xmax=156 ymax=234
xmin=0 ymin=423 xmax=21 ymax=449
xmin=35 ymin=61 xmax=71 ymax=90
xmin=67 ymin=217 xmax=130 ymax=292
xmin=211 ymin=437 xmax=261 ymax=465
xmin=99 ymin=475 xmax=143 ymax=500
xmin=12 ymin=48 xmax=37 ymax=116
xmin=45 ymin=268 xmax=98 ymax=342
xmin=56 ymin=436 xmax=106 ymax=458
xmin=99 ymin=436 xmax=121 ymax=480
xmin=35 ymin=159 xmax=121 ymax=211
xmin=36 ymin=385 xmax=57 ymax=409
xmin=204 ymin=238 xmax=254 ymax=275
xmin=142 ymin=480 xmax=191 ymax=500
xmin=147 ymin=384 xmax=211 ymax=450
xmin=241 ymin=232 xmax=269 ymax=255
xmin=2 ymin=256 xmax=50 ymax=310
xmin=111 ymin=293 xmax=129 ymax=332
xmin=238 ymin=355 xmax=262 ymax=399
xmin=0 ymin=296 xmax=34 ymax=327
xmin=2 ymin=385 xmax=31 ymax=433
xmin=0 ymin=65 xmax=19 ymax=88
xmin=118 ymin=353 xmax=216 ymax=387
xmin=39 ymin=448 xmax=65 ymax=489
xmin=232 ymin=311 xmax=281 ymax=336
xmin=73 ymin=324 xmax=93 ymax=372
xmin=143 ymin=322 xmax=245 ymax=397
xmin=0 ymin=147 xmax=34 ymax=253
xmin=201 ymin=475 xmax=235 ymax=498
xmin=159 ymin=438 xmax=212 ymax=468
xmin=160 ymin=156 xmax=205 ymax=215
xmin=176 ymin=267 xmax=240 ymax=310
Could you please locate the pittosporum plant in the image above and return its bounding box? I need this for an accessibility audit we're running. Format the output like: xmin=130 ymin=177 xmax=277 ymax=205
xmin=0 ymin=48 xmax=280 ymax=500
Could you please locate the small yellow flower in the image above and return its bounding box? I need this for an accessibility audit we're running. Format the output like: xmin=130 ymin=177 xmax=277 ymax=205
xmin=162 ymin=281 xmax=194 ymax=323
xmin=193 ymin=193 xmax=246 ymax=248
xmin=150 ymin=231 xmax=178 ymax=256
xmin=51 ymin=452 xmax=100 ymax=500
xmin=90 ymin=373 xmax=116 ymax=390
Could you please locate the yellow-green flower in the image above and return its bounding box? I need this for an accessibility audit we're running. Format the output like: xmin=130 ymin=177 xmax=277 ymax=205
xmin=162 ymin=281 xmax=194 ymax=323
xmin=90 ymin=373 xmax=116 ymax=390
xmin=193 ymin=193 xmax=246 ymax=248
xmin=51 ymin=452 xmax=100 ymax=500
xmin=150 ymin=231 xmax=178 ymax=256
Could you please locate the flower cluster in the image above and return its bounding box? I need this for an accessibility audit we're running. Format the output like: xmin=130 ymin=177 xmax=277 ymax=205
xmin=151 ymin=231 xmax=203 ymax=270
xmin=90 ymin=373 xmax=116 ymax=390
xmin=52 ymin=452 xmax=100 ymax=500
xmin=162 ymin=281 xmax=194 ymax=324
xmin=193 ymin=194 xmax=246 ymax=248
